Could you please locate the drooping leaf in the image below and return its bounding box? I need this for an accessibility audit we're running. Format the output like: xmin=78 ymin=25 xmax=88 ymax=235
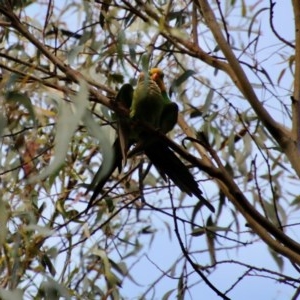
xmin=83 ymin=110 xmax=114 ymax=191
xmin=202 ymin=88 xmax=214 ymax=116
xmin=41 ymin=254 xmax=57 ymax=276
xmin=92 ymin=249 xmax=122 ymax=288
xmin=177 ymin=271 xmax=185 ymax=300
xmin=291 ymin=195 xmax=300 ymax=207
xmin=129 ymin=44 xmax=137 ymax=63
xmin=0 ymin=113 xmax=7 ymax=137
xmin=29 ymin=79 xmax=88 ymax=182
xmin=162 ymin=289 xmax=175 ymax=300
xmin=248 ymin=7 xmax=268 ymax=38
xmin=99 ymin=0 xmax=112 ymax=29
xmin=206 ymin=216 xmax=216 ymax=265
xmin=169 ymin=70 xmax=196 ymax=96
xmin=191 ymin=198 xmax=207 ymax=229
xmin=269 ymin=247 xmax=284 ymax=271
xmin=124 ymin=11 xmax=136 ymax=28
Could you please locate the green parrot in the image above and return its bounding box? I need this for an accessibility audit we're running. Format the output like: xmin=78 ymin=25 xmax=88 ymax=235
xmin=130 ymin=70 xmax=215 ymax=212
xmin=87 ymin=68 xmax=214 ymax=212
xmin=87 ymin=68 xmax=175 ymax=208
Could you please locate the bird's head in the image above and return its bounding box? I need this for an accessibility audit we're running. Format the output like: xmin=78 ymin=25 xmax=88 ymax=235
xmin=149 ymin=68 xmax=166 ymax=92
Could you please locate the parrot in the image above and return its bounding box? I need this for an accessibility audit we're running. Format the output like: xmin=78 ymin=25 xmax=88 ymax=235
xmin=130 ymin=70 xmax=215 ymax=212
xmin=87 ymin=68 xmax=214 ymax=212
xmin=87 ymin=68 xmax=175 ymax=207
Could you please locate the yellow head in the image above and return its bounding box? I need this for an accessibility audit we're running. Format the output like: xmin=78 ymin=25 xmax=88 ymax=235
xmin=149 ymin=68 xmax=166 ymax=92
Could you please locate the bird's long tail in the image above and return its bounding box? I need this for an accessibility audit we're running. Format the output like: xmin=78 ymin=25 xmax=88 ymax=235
xmin=144 ymin=140 xmax=215 ymax=212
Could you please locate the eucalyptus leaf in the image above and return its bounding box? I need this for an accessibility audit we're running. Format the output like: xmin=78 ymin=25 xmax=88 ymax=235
xmin=202 ymin=88 xmax=214 ymax=115
xmin=0 ymin=113 xmax=7 ymax=137
xmin=29 ymin=79 xmax=89 ymax=182
xmin=169 ymin=69 xmax=196 ymax=96
xmin=92 ymin=248 xmax=121 ymax=287
xmin=83 ymin=110 xmax=114 ymax=191
xmin=162 ymin=289 xmax=175 ymax=300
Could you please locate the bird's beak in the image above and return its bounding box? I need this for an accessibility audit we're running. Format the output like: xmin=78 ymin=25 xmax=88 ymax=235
xmin=151 ymin=72 xmax=160 ymax=82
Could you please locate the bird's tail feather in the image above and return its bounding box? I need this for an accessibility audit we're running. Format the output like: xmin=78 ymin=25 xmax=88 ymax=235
xmin=87 ymin=139 xmax=123 ymax=207
xmin=144 ymin=141 xmax=215 ymax=212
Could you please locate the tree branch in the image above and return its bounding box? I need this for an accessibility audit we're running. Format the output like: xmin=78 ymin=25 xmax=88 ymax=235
xmin=0 ymin=7 xmax=114 ymax=107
